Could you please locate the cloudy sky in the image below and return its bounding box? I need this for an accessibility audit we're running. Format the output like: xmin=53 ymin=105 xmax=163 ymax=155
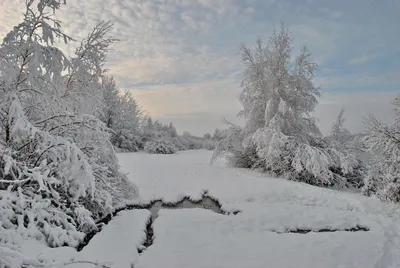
xmin=1 ymin=0 xmax=399 ymax=135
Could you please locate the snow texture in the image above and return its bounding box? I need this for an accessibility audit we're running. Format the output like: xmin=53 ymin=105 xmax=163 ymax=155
xmin=69 ymin=210 xmax=150 ymax=268
xmin=10 ymin=150 xmax=400 ymax=268
xmin=136 ymin=209 xmax=387 ymax=268
xmin=15 ymin=210 xmax=149 ymax=268
xmin=118 ymin=151 xmax=392 ymax=215
xmin=119 ymin=150 xmax=400 ymax=268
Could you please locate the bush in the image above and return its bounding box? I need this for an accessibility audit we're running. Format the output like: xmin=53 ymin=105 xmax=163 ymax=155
xmin=226 ymin=146 xmax=261 ymax=169
xmin=144 ymin=139 xmax=177 ymax=154
xmin=203 ymin=139 xmax=216 ymax=150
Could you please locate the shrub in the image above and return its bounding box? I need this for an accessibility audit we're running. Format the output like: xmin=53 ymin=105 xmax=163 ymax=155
xmin=203 ymin=139 xmax=216 ymax=150
xmin=144 ymin=139 xmax=177 ymax=154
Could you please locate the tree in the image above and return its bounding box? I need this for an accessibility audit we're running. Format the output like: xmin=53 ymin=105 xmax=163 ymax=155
xmin=99 ymin=76 xmax=146 ymax=151
xmin=203 ymin=133 xmax=212 ymax=139
xmin=113 ymin=91 xmax=143 ymax=151
xmin=212 ymin=23 xmax=360 ymax=188
xmin=167 ymin=122 xmax=178 ymax=137
xmin=327 ymin=108 xmax=364 ymax=187
xmin=212 ymin=128 xmax=226 ymax=141
xmin=182 ymin=131 xmax=191 ymax=137
xmin=0 ymin=0 xmax=138 ymax=261
xmin=330 ymin=108 xmax=352 ymax=147
xmin=100 ymin=76 xmax=120 ymax=129
xmin=362 ymin=95 xmax=400 ymax=202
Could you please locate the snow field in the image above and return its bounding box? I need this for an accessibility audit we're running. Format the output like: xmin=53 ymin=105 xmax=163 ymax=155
xmin=16 ymin=150 xmax=400 ymax=268
xmin=119 ymin=150 xmax=400 ymax=268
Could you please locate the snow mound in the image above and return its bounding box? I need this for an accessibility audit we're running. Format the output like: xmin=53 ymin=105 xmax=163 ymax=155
xmin=69 ymin=210 xmax=150 ymax=268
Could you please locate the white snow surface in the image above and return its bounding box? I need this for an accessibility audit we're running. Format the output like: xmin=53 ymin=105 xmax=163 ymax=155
xmin=17 ymin=150 xmax=400 ymax=268
xmin=19 ymin=210 xmax=150 ymax=268
xmin=68 ymin=210 xmax=150 ymax=268
xmin=119 ymin=150 xmax=400 ymax=268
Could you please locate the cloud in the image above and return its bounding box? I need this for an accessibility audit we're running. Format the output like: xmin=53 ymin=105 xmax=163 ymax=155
xmin=128 ymin=79 xmax=242 ymax=117
xmin=316 ymin=71 xmax=400 ymax=90
xmin=109 ymin=51 xmax=240 ymax=86
xmin=244 ymin=7 xmax=255 ymax=15
xmin=315 ymin=91 xmax=397 ymax=135
xmin=1 ymin=0 xmax=398 ymax=135
xmin=126 ymin=79 xmax=243 ymax=135
xmin=349 ymin=56 xmax=370 ymax=64
xmin=331 ymin=11 xmax=344 ymax=19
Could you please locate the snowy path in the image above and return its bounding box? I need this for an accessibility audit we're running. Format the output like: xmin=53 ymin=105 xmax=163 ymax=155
xmin=21 ymin=150 xmax=400 ymax=267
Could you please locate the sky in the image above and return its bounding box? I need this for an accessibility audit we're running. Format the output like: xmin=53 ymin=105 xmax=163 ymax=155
xmin=1 ymin=0 xmax=399 ymax=135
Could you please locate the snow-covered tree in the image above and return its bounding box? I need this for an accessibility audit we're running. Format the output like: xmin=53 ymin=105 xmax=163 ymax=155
xmin=326 ymin=108 xmax=364 ymax=187
xmin=212 ymin=128 xmax=228 ymax=141
xmin=100 ymin=76 xmax=120 ymax=129
xmin=99 ymin=75 xmax=146 ymax=152
xmin=182 ymin=131 xmax=191 ymax=137
xmin=329 ymin=108 xmax=352 ymax=148
xmin=0 ymin=0 xmax=138 ymax=260
xmin=167 ymin=122 xmax=178 ymax=138
xmin=362 ymin=96 xmax=400 ymax=202
xmin=203 ymin=133 xmax=212 ymax=140
xmin=212 ymin=24 xmax=361 ymax=188
xmin=202 ymin=133 xmax=215 ymax=150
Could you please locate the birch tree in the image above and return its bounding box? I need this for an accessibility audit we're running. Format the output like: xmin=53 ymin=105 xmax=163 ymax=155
xmin=0 ymin=0 xmax=138 ymax=262
xmin=362 ymin=95 xmax=400 ymax=202
xmin=213 ymin=24 xmax=361 ymax=188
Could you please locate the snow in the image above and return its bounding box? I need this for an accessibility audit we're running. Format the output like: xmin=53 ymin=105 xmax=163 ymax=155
xmin=118 ymin=150 xmax=400 ymax=268
xmin=69 ymin=210 xmax=150 ymax=268
xmin=19 ymin=240 xmax=78 ymax=264
xmin=118 ymin=150 xmax=395 ymax=216
xmin=17 ymin=210 xmax=150 ymax=267
xmin=136 ymin=209 xmax=387 ymax=268
xmin=13 ymin=149 xmax=400 ymax=268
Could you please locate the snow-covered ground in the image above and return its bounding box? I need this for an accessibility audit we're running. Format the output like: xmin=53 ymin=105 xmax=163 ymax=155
xmin=21 ymin=150 xmax=400 ymax=267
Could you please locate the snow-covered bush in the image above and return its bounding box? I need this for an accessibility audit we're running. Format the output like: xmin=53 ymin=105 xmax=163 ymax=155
xmin=0 ymin=0 xmax=138 ymax=259
xmin=177 ymin=135 xmax=204 ymax=150
xmin=203 ymin=139 xmax=216 ymax=150
xmin=212 ymin=24 xmax=361 ymax=188
xmin=144 ymin=139 xmax=177 ymax=154
xmin=139 ymin=119 xmax=205 ymax=152
xmin=362 ymin=99 xmax=400 ymax=202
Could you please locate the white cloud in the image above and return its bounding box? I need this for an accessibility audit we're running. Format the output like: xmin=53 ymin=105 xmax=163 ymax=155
xmin=129 ymin=79 xmax=242 ymax=117
xmin=315 ymin=91 xmax=396 ymax=135
xmin=1 ymin=0 xmax=398 ymax=136
xmin=349 ymin=56 xmax=369 ymax=64
xmin=244 ymin=7 xmax=255 ymax=14
xmin=290 ymin=22 xmax=342 ymax=65
xmin=315 ymin=71 xmax=400 ymax=89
